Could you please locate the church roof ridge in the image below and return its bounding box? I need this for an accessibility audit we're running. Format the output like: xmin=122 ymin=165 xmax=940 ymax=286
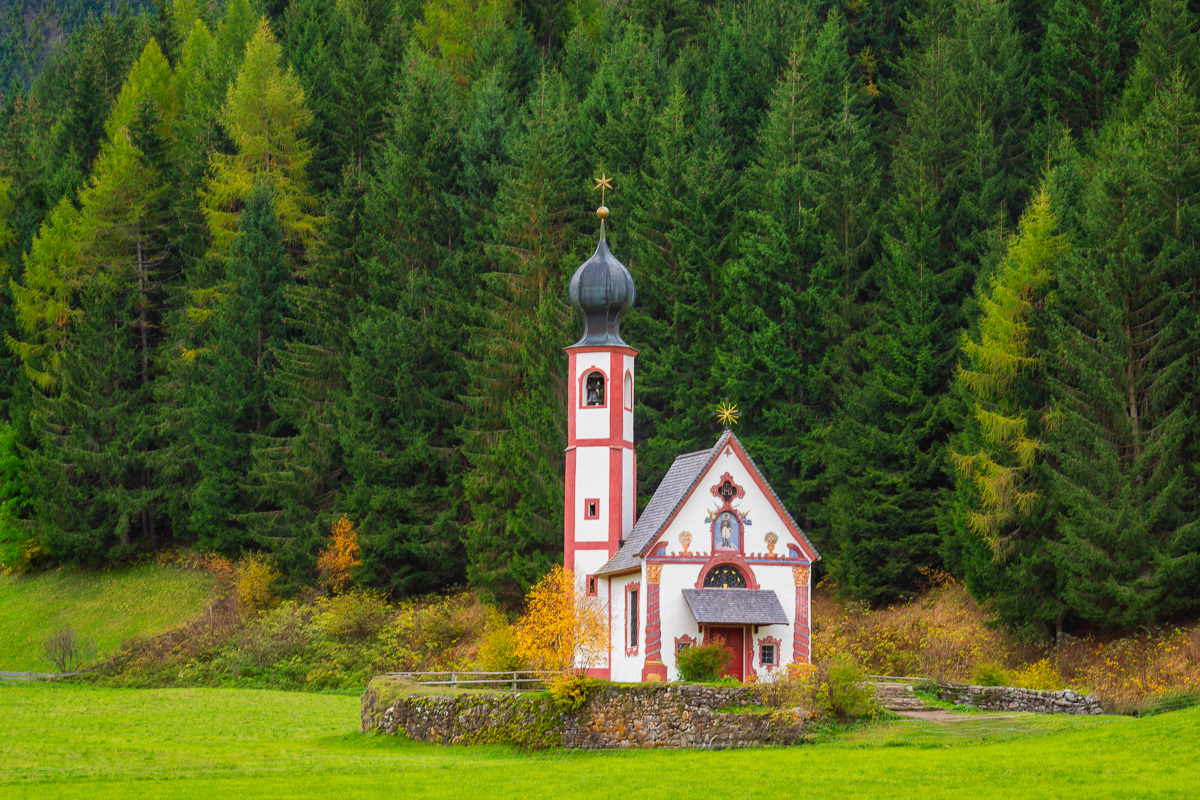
xmin=593 ymin=429 xmax=819 ymax=577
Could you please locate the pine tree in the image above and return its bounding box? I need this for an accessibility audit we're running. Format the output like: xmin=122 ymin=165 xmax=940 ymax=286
xmin=187 ymin=182 xmax=291 ymax=550
xmin=462 ymin=68 xmax=580 ymax=604
xmin=1120 ymin=0 xmax=1198 ymax=121
xmin=1040 ymin=0 xmax=1137 ymax=134
xmin=823 ymin=172 xmax=955 ymax=604
xmin=339 ymin=45 xmax=469 ymax=594
xmin=1046 ymin=74 xmax=1200 ymax=626
xmin=950 ymin=188 xmax=1067 ymax=636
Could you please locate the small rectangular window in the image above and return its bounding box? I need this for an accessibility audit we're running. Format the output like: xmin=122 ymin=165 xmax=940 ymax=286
xmin=584 ymin=499 xmax=600 ymax=520
xmin=676 ymin=641 xmax=691 ymax=654
xmin=586 ymin=575 xmax=597 ymax=596
xmin=760 ymin=644 xmax=777 ymax=666
xmin=628 ymin=589 xmax=639 ymax=648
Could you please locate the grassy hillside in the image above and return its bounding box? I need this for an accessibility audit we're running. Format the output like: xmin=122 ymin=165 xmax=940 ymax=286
xmin=0 ymin=564 xmax=215 ymax=671
xmin=0 ymin=684 xmax=1197 ymax=798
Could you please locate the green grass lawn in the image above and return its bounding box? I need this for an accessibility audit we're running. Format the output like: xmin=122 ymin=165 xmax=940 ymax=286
xmin=1 ymin=684 xmax=1197 ymax=799
xmin=0 ymin=565 xmax=214 ymax=671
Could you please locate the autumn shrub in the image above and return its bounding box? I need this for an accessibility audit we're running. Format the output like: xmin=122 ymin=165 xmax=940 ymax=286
xmin=477 ymin=609 xmax=525 ymax=672
xmin=316 ymin=515 xmax=361 ymax=594
xmin=548 ymin=674 xmax=601 ymax=711
xmin=972 ymin=662 xmax=1010 ymax=687
xmin=755 ymin=661 xmax=823 ymax=710
xmin=1010 ymin=658 xmax=1059 ymax=690
xmin=318 ymin=589 xmax=391 ymax=642
xmin=813 ymin=578 xmax=1014 ymax=682
xmin=675 ymin=642 xmax=733 ymax=682
xmin=235 ymin=553 xmax=280 ymax=617
xmin=822 ymin=656 xmax=878 ymax=720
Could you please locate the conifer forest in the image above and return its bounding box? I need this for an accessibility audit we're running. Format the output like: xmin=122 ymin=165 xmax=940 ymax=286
xmin=1 ymin=0 xmax=1198 ymax=640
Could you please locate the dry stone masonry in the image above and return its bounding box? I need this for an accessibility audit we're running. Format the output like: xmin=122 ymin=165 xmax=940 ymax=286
xmin=935 ymin=684 xmax=1104 ymax=714
xmin=361 ymin=677 xmax=807 ymax=749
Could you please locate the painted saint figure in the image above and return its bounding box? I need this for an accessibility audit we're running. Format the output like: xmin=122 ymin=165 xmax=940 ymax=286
xmin=720 ymin=515 xmax=733 ymax=548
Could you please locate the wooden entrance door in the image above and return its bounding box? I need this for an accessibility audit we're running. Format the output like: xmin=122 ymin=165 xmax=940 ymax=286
xmin=707 ymin=626 xmax=744 ymax=681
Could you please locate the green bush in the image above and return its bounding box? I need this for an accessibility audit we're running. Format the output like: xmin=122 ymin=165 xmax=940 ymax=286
xmin=823 ymin=656 xmax=879 ymax=720
xmin=676 ymin=642 xmax=733 ymax=682
xmin=548 ymin=674 xmax=600 ymax=711
xmin=972 ymin=662 xmax=1010 ymax=687
xmin=318 ymin=590 xmax=391 ymax=642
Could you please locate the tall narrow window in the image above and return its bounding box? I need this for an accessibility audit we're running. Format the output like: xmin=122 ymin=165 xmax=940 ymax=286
xmin=623 ymin=371 xmax=633 ymax=411
xmin=584 ymin=499 xmax=600 ymax=520
xmin=584 ymin=372 xmax=605 ymax=406
xmin=628 ymin=588 xmax=639 ymax=648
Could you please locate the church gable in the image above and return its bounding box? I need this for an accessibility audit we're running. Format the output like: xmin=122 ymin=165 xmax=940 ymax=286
xmin=645 ymin=433 xmax=819 ymax=565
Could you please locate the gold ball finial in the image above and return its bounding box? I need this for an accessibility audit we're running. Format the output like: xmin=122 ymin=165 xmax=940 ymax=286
xmin=597 ymin=206 xmax=610 ymax=220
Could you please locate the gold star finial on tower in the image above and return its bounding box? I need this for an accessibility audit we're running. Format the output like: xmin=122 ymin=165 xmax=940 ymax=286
xmin=716 ymin=400 xmax=740 ymax=428
xmin=593 ymin=173 xmax=613 ymax=218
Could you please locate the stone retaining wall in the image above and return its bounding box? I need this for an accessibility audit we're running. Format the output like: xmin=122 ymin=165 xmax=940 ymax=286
xmin=936 ymin=684 xmax=1104 ymax=714
xmin=361 ymin=678 xmax=806 ymax=749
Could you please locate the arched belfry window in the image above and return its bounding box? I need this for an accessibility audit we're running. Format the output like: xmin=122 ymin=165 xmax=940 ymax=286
xmin=704 ymin=565 xmax=746 ymax=589
xmin=624 ymin=371 xmax=633 ymax=411
xmin=585 ymin=371 xmax=606 ymax=407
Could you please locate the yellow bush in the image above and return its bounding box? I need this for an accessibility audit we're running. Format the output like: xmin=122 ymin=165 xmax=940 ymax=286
xmin=1010 ymin=658 xmax=1060 ymax=690
xmin=235 ymin=553 xmax=280 ymax=616
xmin=477 ymin=609 xmax=525 ymax=672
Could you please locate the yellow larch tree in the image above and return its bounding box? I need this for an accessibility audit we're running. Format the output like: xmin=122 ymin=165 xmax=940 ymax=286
xmin=514 ymin=565 xmax=607 ymax=675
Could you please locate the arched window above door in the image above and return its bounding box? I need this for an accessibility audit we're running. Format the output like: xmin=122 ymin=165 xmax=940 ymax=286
xmin=703 ymin=565 xmax=746 ymax=589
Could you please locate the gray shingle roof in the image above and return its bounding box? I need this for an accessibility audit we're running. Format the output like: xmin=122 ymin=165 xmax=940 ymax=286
xmin=681 ymin=589 xmax=790 ymax=625
xmin=594 ymin=431 xmax=733 ymax=576
xmin=593 ymin=430 xmax=820 ymax=577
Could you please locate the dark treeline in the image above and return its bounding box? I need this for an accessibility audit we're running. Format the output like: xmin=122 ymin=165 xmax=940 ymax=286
xmin=1 ymin=0 xmax=1198 ymax=638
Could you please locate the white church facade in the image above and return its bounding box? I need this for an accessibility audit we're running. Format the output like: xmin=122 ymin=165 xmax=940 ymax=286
xmin=564 ymin=204 xmax=820 ymax=683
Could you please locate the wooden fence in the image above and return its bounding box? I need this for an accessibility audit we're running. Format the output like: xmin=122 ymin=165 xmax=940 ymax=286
xmin=0 ymin=670 xmax=90 ymax=683
xmin=383 ymin=670 xmax=559 ymax=691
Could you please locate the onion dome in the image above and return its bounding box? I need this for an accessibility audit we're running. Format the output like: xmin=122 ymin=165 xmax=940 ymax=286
xmin=568 ymin=206 xmax=636 ymax=347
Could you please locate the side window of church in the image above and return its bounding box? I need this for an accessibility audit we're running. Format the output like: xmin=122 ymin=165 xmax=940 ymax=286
xmin=623 ymin=372 xmax=633 ymax=410
xmin=585 ymin=372 xmax=605 ymax=406
xmin=760 ymin=643 xmax=776 ymax=666
xmin=585 ymin=499 xmax=599 ymax=520
xmin=586 ymin=575 xmax=597 ymax=596
xmin=676 ymin=641 xmax=691 ymax=655
xmin=628 ymin=588 xmax=639 ymax=648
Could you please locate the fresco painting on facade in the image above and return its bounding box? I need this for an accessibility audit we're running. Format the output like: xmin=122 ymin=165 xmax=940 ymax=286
xmin=564 ymin=198 xmax=819 ymax=683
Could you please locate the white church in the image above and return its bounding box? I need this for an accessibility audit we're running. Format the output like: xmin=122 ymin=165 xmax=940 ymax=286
xmin=564 ymin=204 xmax=820 ymax=683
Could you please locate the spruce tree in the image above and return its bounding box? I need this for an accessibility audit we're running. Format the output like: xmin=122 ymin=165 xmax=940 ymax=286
xmin=187 ymin=182 xmax=291 ymax=550
xmin=339 ymin=45 xmax=469 ymax=594
xmin=462 ymin=69 xmax=580 ymax=604
xmin=1040 ymin=0 xmax=1137 ymax=134
xmin=1045 ymin=75 xmax=1200 ymax=626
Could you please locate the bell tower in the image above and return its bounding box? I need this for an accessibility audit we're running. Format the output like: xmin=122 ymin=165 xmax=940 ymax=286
xmin=564 ymin=198 xmax=636 ymax=583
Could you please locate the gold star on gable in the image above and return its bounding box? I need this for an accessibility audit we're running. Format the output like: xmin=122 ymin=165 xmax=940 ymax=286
xmin=593 ymin=173 xmax=613 ymax=205
xmin=716 ymin=401 xmax=740 ymax=428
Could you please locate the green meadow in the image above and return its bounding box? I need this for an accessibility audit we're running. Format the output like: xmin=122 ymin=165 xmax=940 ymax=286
xmin=0 ymin=566 xmax=214 ymax=671
xmin=1 ymin=684 xmax=1197 ymax=799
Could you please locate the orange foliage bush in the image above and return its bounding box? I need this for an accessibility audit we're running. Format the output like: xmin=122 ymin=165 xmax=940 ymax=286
xmin=317 ymin=515 xmax=361 ymax=594
xmin=514 ymin=565 xmax=607 ymax=675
